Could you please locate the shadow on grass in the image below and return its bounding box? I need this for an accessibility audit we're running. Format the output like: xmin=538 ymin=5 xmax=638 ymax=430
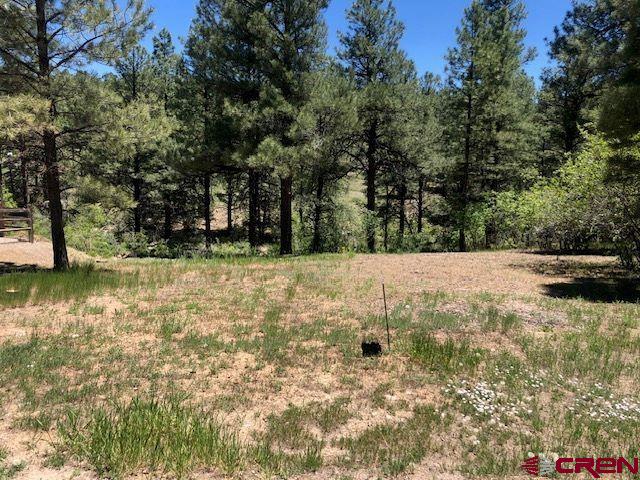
xmin=512 ymin=253 xmax=640 ymax=303
xmin=543 ymin=278 xmax=640 ymax=303
xmin=0 ymin=262 xmax=41 ymax=275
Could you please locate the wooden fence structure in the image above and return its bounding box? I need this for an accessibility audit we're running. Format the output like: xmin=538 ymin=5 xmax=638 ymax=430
xmin=0 ymin=208 xmax=34 ymax=243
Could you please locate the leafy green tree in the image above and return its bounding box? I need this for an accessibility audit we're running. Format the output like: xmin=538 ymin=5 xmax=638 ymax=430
xmin=0 ymin=0 xmax=150 ymax=269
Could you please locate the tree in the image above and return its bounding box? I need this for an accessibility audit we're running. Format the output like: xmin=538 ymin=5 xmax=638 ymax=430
xmin=185 ymin=1 xmax=247 ymax=248
xmin=441 ymin=0 xmax=536 ymax=251
xmin=538 ymin=0 xmax=612 ymax=175
xmin=597 ymin=0 xmax=640 ymax=268
xmin=187 ymin=0 xmax=328 ymax=254
xmin=0 ymin=94 xmax=50 ymax=215
xmin=292 ymin=67 xmax=358 ymax=252
xmin=338 ymin=0 xmax=413 ymax=252
xmin=114 ymin=45 xmax=154 ymax=232
xmin=0 ymin=0 xmax=150 ymax=269
xmin=151 ymin=30 xmax=182 ymax=239
xmin=250 ymin=0 xmax=329 ymax=255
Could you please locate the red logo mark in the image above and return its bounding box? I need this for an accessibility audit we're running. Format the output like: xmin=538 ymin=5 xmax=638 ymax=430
xmin=521 ymin=456 xmax=540 ymax=476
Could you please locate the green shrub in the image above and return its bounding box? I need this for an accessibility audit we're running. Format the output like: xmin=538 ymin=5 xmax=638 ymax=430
xmin=66 ymin=204 xmax=123 ymax=257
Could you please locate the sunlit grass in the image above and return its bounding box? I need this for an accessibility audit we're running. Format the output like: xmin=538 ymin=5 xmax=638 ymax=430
xmin=58 ymin=397 xmax=243 ymax=479
xmin=0 ymin=264 xmax=139 ymax=308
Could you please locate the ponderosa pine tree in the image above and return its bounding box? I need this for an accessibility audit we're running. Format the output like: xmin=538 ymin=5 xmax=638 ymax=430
xmin=597 ymin=0 xmax=640 ymax=267
xmin=115 ymin=46 xmax=154 ymax=233
xmin=442 ymin=0 xmax=536 ymax=251
xmin=0 ymin=0 xmax=150 ymax=269
xmin=151 ymin=29 xmax=182 ymax=239
xmin=185 ymin=1 xmax=249 ymax=248
xmin=293 ymin=67 xmax=358 ymax=252
xmin=538 ymin=0 xmax=612 ymax=175
xmin=338 ymin=0 xmax=412 ymax=252
xmin=250 ymin=0 xmax=329 ymax=255
xmin=186 ymin=0 xmax=263 ymax=247
xmin=187 ymin=0 xmax=328 ymax=254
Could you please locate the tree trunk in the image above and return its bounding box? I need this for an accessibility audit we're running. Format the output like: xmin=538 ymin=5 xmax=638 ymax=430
xmin=417 ymin=176 xmax=424 ymax=234
xmin=44 ymin=129 xmax=69 ymax=269
xmin=248 ymin=170 xmax=259 ymax=247
xmin=0 ymin=154 xmax=4 ymax=238
xmin=484 ymin=221 xmax=497 ymax=249
xmin=36 ymin=0 xmax=68 ymax=269
xmin=203 ymin=173 xmax=212 ymax=248
xmin=365 ymin=127 xmax=378 ymax=253
xmin=133 ymin=152 xmax=143 ymax=233
xmin=280 ymin=175 xmax=293 ymax=255
xmin=459 ymin=65 xmax=474 ymax=254
xmin=7 ymin=162 xmax=16 ymax=197
xmin=383 ymin=185 xmax=390 ymax=251
xmin=20 ymin=139 xmax=30 ymax=207
xmin=163 ymin=201 xmax=172 ymax=240
xmin=311 ymin=177 xmax=324 ymax=253
xmin=226 ymin=174 xmax=233 ymax=235
xmin=399 ymin=182 xmax=406 ymax=241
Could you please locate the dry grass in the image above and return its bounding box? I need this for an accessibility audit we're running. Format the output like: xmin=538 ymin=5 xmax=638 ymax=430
xmin=0 ymin=250 xmax=638 ymax=479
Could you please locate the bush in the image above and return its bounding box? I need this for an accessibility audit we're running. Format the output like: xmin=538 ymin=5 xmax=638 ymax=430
xmin=66 ymin=204 xmax=124 ymax=257
xmin=492 ymin=134 xmax=614 ymax=252
xmin=1 ymin=190 xmax=17 ymax=208
xmin=120 ymin=232 xmax=151 ymax=258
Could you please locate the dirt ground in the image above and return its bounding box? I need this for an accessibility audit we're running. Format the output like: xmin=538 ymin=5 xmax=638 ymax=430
xmin=350 ymin=251 xmax=619 ymax=297
xmin=0 ymin=248 xmax=635 ymax=480
xmin=0 ymin=238 xmax=89 ymax=271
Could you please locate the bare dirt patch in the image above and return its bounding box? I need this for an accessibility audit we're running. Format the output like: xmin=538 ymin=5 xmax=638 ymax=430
xmin=349 ymin=251 xmax=618 ymax=298
xmin=0 ymin=238 xmax=90 ymax=270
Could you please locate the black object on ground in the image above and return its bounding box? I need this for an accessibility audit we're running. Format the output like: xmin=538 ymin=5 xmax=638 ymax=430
xmin=362 ymin=341 xmax=382 ymax=357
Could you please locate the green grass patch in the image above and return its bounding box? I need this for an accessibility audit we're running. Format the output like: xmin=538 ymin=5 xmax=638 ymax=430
xmin=58 ymin=397 xmax=243 ymax=479
xmin=408 ymin=333 xmax=483 ymax=373
xmin=0 ymin=264 xmax=140 ymax=308
xmin=338 ymin=405 xmax=442 ymax=476
xmin=0 ymin=446 xmax=26 ymax=479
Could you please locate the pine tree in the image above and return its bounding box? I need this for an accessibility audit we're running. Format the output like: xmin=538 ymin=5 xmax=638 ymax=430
xmin=538 ymin=0 xmax=611 ymax=174
xmin=442 ymin=0 xmax=536 ymax=251
xmin=0 ymin=0 xmax=150 ymax=269
xmin=293 ymin=67 xmax=358 ymax=252
xmin=338 ymin=0 xmax=412 ymax=252
xmin=251 ymin=0 xmax=329 ymax=255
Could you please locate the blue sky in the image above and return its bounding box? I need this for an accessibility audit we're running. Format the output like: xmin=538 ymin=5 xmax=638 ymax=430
xmin=139 ymin=0 xmax=572 ymax=83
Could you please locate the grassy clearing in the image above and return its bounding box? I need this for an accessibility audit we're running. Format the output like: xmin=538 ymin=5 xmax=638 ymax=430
xmin=1 ymin=253 xmax=640 ymax=478
xmin=408 ymin=332 xmax=484 ymax=374
xmin=338 ymin=405 xmax=444 ymax=476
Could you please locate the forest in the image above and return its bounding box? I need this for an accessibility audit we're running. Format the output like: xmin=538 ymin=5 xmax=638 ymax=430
xmin=1 ymin=0 xmax=639 ymax=269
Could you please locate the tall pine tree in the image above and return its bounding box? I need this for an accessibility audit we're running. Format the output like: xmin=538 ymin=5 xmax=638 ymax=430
xmin=338 ymin=0 xmax=413 ymax=252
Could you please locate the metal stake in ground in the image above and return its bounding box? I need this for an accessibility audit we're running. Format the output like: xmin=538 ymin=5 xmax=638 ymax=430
xmin=383 ymin=283 xmax=391 ymax=351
